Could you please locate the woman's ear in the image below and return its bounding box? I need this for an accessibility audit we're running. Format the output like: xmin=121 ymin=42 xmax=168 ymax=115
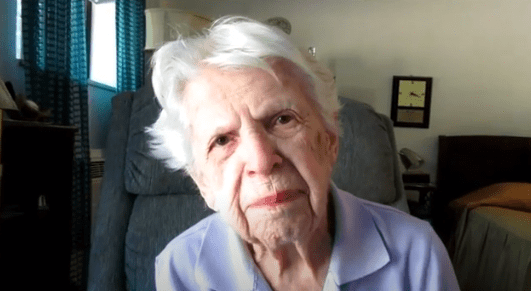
xmin=327 ymin=112 xmax=340 ymax=165
xmin=327 ymin=129 xmax=340 ymax=166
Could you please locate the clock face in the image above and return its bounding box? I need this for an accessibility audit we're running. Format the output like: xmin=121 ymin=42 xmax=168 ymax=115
xmin=398 ymin=80 xmax=426 ymax=107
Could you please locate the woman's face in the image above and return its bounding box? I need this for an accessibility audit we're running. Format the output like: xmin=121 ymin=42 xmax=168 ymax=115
xmin=183 ymin=59 xmax=339 ymax=248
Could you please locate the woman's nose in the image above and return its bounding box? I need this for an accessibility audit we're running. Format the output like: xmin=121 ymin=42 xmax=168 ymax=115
xmin=240 ymin=130 xmax=282 ymax=177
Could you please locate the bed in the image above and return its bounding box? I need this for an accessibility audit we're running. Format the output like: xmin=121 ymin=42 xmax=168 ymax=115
xmin=434 ymin=135 xmax=531 ymax=291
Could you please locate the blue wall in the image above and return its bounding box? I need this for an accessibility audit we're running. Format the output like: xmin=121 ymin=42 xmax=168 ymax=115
xmin=0 ymin=0 xmax=25 ymax=95
xmin=88 ymin=81 xmax=114 ymax=149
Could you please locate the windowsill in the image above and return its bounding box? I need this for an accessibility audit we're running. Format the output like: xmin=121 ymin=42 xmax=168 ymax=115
xmin=14 ymin=63 xmax=117 ymax=94
xmin=88 ymin=80 xmax=117 ymax=92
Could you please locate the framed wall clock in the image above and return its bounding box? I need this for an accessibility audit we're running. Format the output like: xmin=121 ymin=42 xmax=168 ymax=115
xmin=390 ymin=76 xmax=433 ymax=128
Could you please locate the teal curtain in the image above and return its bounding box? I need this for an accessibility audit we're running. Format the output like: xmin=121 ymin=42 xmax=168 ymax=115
xmin=116 ymin=0 xmax=145 ymax=92
xmin=22 ymin=0 xmax=91 ymax=289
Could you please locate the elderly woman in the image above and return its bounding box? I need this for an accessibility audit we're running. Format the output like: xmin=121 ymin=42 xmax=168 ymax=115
xmin=149 ymin=16 xmax=458 ymax=291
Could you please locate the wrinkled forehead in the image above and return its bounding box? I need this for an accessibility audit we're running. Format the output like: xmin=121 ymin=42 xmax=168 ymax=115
xmin=266 ymin=57 xmax=315 ymax=88
xmin=183 ymin=57 xmax=316 ymax=107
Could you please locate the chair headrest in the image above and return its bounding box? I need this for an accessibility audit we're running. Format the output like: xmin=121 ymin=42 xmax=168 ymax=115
xmin=123 ymin=83 xmax=198 ymax=195
xmin=333 ymin=97 xmax=397 ymax=205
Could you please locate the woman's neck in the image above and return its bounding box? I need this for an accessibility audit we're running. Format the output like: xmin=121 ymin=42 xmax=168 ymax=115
xmin=249 ymin=199 xmax=335 ymax=290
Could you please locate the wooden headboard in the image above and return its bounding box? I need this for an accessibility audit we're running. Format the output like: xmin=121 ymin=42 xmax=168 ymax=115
xmin=433 ymin=135 xmax=531 ymax=237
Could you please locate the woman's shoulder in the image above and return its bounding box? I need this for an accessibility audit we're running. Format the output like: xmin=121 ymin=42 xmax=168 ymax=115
xmin=157 ymin=213 xmax=220 ymax=264
xmin=155 ymin=213 xmax=221 ymax=289
xmin=337 ymin=188 xmax=436 ymax=243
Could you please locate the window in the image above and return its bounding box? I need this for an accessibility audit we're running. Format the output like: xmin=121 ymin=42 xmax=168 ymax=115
xmin=16 ymin=0 xmax=22 ymax=60
xmin=17 ymin=0 xmax=117 ymax=87
xmin=89 ymin=1 xmax=116 ymax=88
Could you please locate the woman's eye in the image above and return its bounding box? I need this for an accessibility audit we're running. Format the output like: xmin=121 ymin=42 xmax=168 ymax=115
xmin=269 ymin=111 xmax=300 ymax=132
xmin=268 ymin=111 xmax=300 ymax=136
xmin=209 ymin=134 xmax=236 ymax=155
xmin=276 ymin=114 xmax=293 ymax=125
xmin=215 ymin=135 xmax=230 ymax=146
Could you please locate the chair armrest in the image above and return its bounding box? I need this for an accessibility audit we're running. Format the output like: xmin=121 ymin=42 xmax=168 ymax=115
xmin=88 ymin=92 xmax=135 ymax=291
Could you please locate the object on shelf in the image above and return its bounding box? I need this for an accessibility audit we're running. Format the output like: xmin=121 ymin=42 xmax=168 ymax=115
xmin=399 ymin=148 xmax=424 ymax=171
xmin=0 ymin=79 xmax=18 ymax=111
xmin=0 ymin=78 xmax=52 ymax=122
xmin=265 ymin=17 xmax=291 ymax=35
xmin=0 ymin=78 xmax=20 ymax=166
xmin=8 ymin=94 xmax=52 ymax=122
xmin=399 ymin=148 xmax=430 ymax=183
xmin=144 ymin=8 xmax=211 ymax=50
xmin=405 ymin=182 xmax=436 ymax=220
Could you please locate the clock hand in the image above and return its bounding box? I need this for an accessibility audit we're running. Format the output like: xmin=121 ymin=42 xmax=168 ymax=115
xmin=409 ymin=92 xmax=420 ymax=97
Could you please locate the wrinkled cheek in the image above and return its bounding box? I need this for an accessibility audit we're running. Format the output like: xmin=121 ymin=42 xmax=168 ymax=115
xmin=212 ymin=162 xmax=238 ymax=212
xmin=190 ymin=168 xmax=217 ymax=210
xmin=196 ymin=158 xmax=240 ymax=212
xmin=212 ymin=159 xmax=252 ymax=239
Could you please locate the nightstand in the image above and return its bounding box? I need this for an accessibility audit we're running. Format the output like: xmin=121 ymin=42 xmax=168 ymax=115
xmin=405 ymin=182 xmax=436 ymax=220
xmin=0 ymin=120 xmax=77 ymax=289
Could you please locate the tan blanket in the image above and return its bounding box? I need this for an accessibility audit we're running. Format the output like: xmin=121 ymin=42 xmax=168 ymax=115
xmin=449 ymin=182 xmax=531 ymax=213
xmin=448 ymin=183 xmax=531 ymax=291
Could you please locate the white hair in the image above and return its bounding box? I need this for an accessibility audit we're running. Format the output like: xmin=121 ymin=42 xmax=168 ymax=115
xmin=147 ymin=16 xmax=340 ymax=173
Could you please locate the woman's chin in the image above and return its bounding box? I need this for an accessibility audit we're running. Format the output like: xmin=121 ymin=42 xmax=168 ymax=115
xmin=242 ymin=203 xmax=314 ymax=248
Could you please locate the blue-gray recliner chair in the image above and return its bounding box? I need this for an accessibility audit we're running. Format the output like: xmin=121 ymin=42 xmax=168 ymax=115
xmin=87 ymin=82 xmax=409 ymax=290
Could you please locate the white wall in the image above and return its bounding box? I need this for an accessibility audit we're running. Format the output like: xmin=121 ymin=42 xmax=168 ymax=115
xmin=146 ymin=0 xmax=250 ymax=17
xmin=155 ymin=0 xmax=531 ymax=181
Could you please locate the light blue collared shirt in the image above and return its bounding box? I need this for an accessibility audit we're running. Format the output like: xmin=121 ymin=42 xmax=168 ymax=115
xmin=155 ymin=184 xmax=459 ymax=290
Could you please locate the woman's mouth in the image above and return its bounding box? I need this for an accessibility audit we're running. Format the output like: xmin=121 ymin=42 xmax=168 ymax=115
xmin=249 ymin=190 xmax=305 ymax=208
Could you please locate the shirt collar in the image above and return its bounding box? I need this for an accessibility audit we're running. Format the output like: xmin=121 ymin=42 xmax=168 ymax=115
xmin=328 ymin=182 xmax=391 ymax=286
xmin=195 ymin=215 xmax=257 ymax=291
xmin=194 ymin=183 xmax=391 ymax=290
